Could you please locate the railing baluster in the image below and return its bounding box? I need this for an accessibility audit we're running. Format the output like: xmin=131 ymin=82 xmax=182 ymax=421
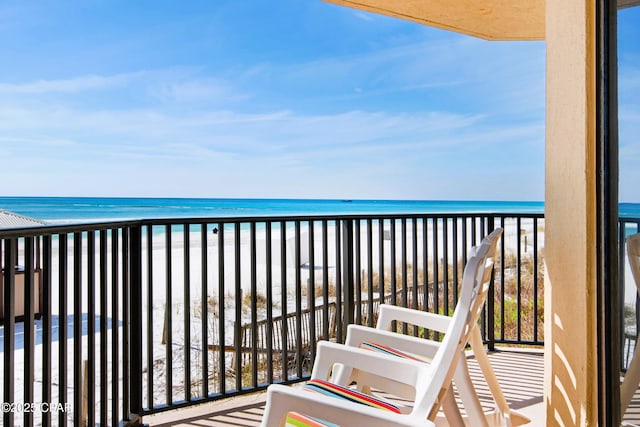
xmin=111 ymin=230 xmax=119 ymax=425
xmin=217 ymin=223 xmax=226 ymax=395
xmin=279 ymin=221 xmax=288 ymax=380
xmin=129 ymin=225 xmax=143 ymax=422
xmin=341 ymin=220 xmax=354 ymax=339
xmin=322 ymin=220 xmax=329 ymax=341
xmin=164 ymin=225 xmax=173 ymax=404
xmin=146 ymin=226 xmax=154 ymax=410
xmin=422 ymin=217 xmax=429 ymax=316
xmin=99 ymin=230 xmax=108 ymax=426
xmin=500 ymin=216 xmax=506 ymax=343
xmin=401 ymin=218 xmax=408 ymax=325
xmin=452 ymin=218 xmax=459 ymax=303
xmin=73 ymin=232 xmax=82 ymax=425
xmin=87 ymin=232 xmax=96 ymax=427
xmin=234 ymin=223 xmax=242 ymax=391
xmin=250 ymin=222 xmax=258 ymax=387
xmin=122 ymin=228 xmax=131 ymax=419
xmin=442 ymin=218 xmax=449 ymax=316
xmin=400 ymin=218 xmax=409 ymax=334
xmin=390 ymin=219 xmax=397 ymax=309
xmin=308 ymin=221 xmax=317 ymax=363
xmin=3 ymin=239 xmax=16 ymax=427
xmin=410 ymin=219 xmax=418 ymax=336
xmin=533 ymin=218 xmax=540 ymax=342
xmin=411 ymin=219 xmax=419 ymax=317
xmin=58 ymin=234 xmax=69 ymax=427
xmin=200 ymin=224 xmax=209 ymax=398
xmin=24 ymin=236 xmax=35 ymax=427
xmin=486 ymin=216 xmax=496 ymax=350
xmin=432 ymin=219 xmax=439 ymax=323
xmin=378 ymin=219 xmax=385 ymax=310
xmin=367 ymin=218 xmax=374 ymax=327
xmin=471 ymin=216 xmax=478 ymax=246
xmin=516 ymin=216 xmax=522 ymax=342
xmin=265 ymin=222 xmax=274 ymax=383
xmin=354 ymin=220 xmax=362 ymax=326
xmin=183 ymin=225 xmax=191 ymax=401
xmin=294 ymin=221 xmax=302 ymax=378
xmin=335 ymin=221 xmax=342 ymax=343
xmin=42 ymin=235 xmax=52 ymax=427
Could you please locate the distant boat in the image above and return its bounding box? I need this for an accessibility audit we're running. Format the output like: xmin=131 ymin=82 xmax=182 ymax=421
xmin=341 ymin=199 xmax=353 ymax=203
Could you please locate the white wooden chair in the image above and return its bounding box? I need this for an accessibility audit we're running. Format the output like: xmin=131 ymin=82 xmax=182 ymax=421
xmin=260 ymin=234 xmax=495 ymax=427
xmin=621 ymin=232 xmax=640 ymax=415
xmin=332 ymin=228 xmax=530 ymax=426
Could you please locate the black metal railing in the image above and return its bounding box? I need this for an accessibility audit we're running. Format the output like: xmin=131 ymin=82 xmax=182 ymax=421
xmin=1 ymin=222 xmax=142 ymax=427
xmin=1 ymin=213 xmax=551 ymax=425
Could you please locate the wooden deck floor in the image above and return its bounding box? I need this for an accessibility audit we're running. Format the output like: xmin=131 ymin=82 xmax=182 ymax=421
xmin=145 ymin=347 xmax=546 ymax=426
xmin=142 ymin=347 xmax=640 ymax=426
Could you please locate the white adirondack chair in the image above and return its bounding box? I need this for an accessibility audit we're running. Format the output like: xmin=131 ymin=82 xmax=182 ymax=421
xmin=260 ymin=233 xmax=496 ymax=427
xmin=332 ymin=228 xmax=529 ymax=426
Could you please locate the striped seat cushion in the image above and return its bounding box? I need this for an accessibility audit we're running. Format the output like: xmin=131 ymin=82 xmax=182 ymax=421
xmin=285 ymin=411 xmax=340 ymax=427
xmin=360 ymin=341 xmax=433 ymax=364
xmin=302 ymin=378 xmax=401 ymax=413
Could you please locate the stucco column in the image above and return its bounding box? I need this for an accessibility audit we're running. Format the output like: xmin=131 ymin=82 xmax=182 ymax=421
xmin=545 ymin=0 xmax=598 ymax=425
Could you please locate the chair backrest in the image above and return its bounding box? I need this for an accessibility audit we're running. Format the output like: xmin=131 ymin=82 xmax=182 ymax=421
xmin=467 ymin=228 xmax=502 ymax=345
xmin=628 ymin=233 xmax=640 ymax=295
xmin=413 ymin=228 xmax=503 ymax=420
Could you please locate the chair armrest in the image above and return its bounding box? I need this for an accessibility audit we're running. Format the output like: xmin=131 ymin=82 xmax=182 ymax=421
xmin=378 ymin=304 xmax=451 ymax=333
xmin=333 ymin=325 xmax=441 ymax=391
xmin=261 ymin=384 xmax=435 ymax=427
xmin=311 ymin=341 xmax=425 ymax=388
xmin=345 ymin=325 xmax=441 ymax=358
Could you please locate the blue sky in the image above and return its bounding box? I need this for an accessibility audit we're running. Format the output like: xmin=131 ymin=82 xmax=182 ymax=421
xmin=0 ymin=1 xmax=637 ymax=201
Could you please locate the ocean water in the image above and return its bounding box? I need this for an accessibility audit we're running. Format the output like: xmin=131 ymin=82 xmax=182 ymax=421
xmin=0 ymin=197 xmax=546 ymax=224
xmin=2 ymin=197 xmax=640 ymax=225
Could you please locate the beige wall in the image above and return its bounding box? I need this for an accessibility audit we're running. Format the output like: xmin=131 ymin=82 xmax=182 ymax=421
xmin=545 ymin=0 xmax=598 ymax=425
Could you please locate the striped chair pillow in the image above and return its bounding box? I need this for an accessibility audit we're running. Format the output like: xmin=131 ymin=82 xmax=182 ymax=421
xmin=285 ymin=411 xmax=340 ymax=427
xmin=303 ymin=379 xmax=401 ymax=413
xmin=361 ymin=341 xmax=433 ymax=364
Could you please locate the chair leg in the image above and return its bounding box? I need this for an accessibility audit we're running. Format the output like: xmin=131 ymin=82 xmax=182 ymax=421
xmin=453 ymin=354 xmax=489 ymax=426
xmin=440 ymin=385 xmax=467 ymax=427
xmin=469 ymin=326 xmax=511 ymax=418
xmin=621 ymin=336 xmax=640 ymax=415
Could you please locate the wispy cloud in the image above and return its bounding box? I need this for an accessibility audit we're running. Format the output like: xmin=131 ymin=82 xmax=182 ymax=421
xmin=0 ymin=72 xmax=143 ymax=94
xmin=354 ymin=12 xmax=376 ymax=22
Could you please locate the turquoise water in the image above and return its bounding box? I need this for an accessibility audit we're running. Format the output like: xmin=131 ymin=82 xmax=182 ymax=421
xmin=0 ymin=197 xmax=546 ymax=224
xmin=2 ymin=196 xmax=640 ymax=225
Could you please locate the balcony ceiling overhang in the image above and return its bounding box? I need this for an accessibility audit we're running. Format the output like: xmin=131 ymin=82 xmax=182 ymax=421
xmin=323 ymin=0 xmax=545 ymax=41
xmin=323 ymin=0 xmax=640 ymax=41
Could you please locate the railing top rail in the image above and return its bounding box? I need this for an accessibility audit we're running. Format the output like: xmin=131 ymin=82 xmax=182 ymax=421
xmin=620 ymin=217 xmax=640 ymax=223
xmin=139 ymin=211 xmax=545 ymax=225
xmin=0 ymin=220 xmax=142 ymax=238
xmin=0 ymin=211 xmax=546 ymax=238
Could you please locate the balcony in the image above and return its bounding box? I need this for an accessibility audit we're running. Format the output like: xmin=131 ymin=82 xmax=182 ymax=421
xmin=1 ymin=212 xmax=639 ymax=426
